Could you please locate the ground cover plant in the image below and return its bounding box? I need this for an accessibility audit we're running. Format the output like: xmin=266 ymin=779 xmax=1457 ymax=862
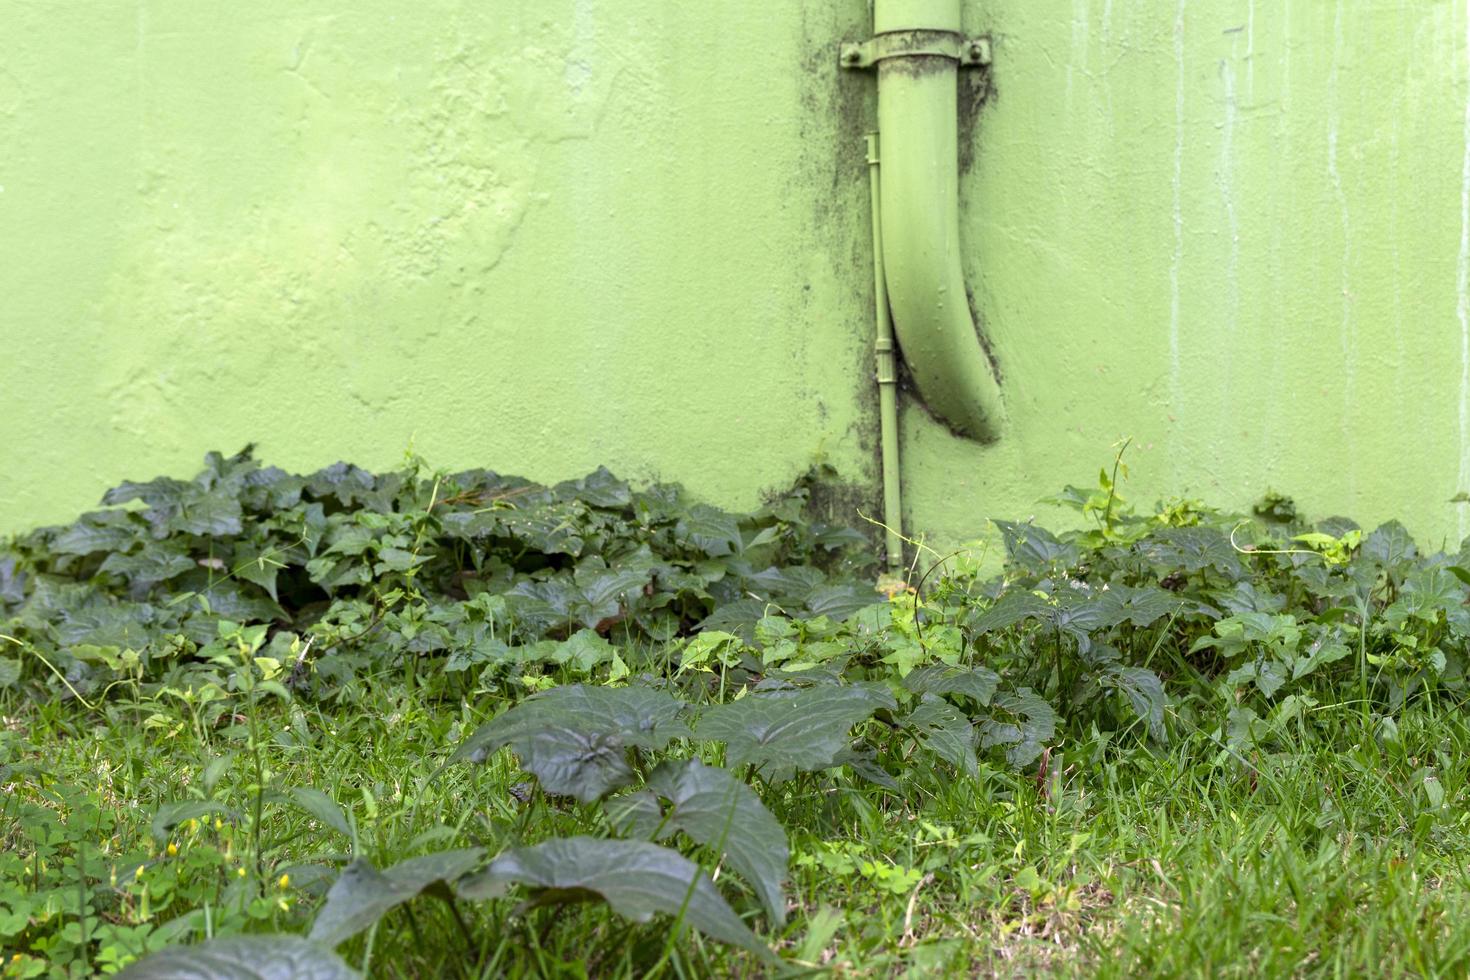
xmin=4 ymin=447 xmax=1470 ymax=976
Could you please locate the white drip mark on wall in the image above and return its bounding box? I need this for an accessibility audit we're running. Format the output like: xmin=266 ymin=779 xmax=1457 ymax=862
xmin=1246 ymin=0 xmax=1255 ymax=98
xmin=565 ymin=0 xmax=595 ymax=97
xmin=1218 ymin=60 xmax=1239 ymax=361
xmin=1328 ymin=1 xmax=1354 ymax=475
xmin=1067 ymin=0 xmax=1089 ymax=112
xmin=1457 ymin=0 xmax=1470 ymax=539
xmin=1169 ymin=0 xmax=1187 ymax=419
xmin=136 ymin=2 xmax=148 ymax=142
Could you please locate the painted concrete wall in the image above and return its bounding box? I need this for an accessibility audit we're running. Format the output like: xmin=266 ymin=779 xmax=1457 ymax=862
xmin=2 ymin=1 xmax=1468 ymax=549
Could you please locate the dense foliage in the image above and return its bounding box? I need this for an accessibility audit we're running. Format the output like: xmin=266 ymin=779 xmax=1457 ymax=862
xmin=0 ymin=447 xmax=874 ymax=704
xmin=4 ymin=450 xmax=1470 ymax=976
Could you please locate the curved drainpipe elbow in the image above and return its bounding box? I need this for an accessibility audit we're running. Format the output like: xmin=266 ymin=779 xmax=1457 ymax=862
xmin=849 ymin=0 xmax=1006 ymax=443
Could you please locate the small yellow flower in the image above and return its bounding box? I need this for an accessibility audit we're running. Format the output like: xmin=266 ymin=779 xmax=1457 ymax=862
xmin=166 ymin=843 xmax=178 ymax=857
xmin=278 ymin=874 xmax=290 ymax=889
xmin=135 ymin=865 xmax=145 ymax=881
xmin=183 ymin=818 xmax=197 ymax=833
xmin=214 ymin=818 xmax=224 ymax=831
xmin=236 ymin=867 xmax=246 ymax=878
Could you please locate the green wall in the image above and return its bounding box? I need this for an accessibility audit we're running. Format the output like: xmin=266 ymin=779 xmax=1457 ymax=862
xmin=3 ymin=1 xmax=1468 ymax=550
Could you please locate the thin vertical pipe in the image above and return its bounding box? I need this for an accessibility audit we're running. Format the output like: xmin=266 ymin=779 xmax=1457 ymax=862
xmin=867 ymin=133 xmax=905 ymax=575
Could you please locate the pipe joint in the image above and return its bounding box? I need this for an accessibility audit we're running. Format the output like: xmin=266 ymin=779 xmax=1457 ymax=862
xmin=875 ymin=340 xmax=899 ymax=386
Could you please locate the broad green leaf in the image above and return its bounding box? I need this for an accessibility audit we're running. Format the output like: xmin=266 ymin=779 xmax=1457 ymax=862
xmin=1095 ymin=584 xmax=1185 ymax=628
xmin=802 ymin=584 xmax=881 ymax=621
xmin=906 ymin=695 xmax=977 ymax=776
xmin=1138 ymin=526 xmax=1242 ymax=576
xmin=1387 ymin=567 xmax=1465 ymax=629
xmin=0 ymin=657 xmax=19 ymax=689
xmin=453 ymin=685 xmax=689 ymax=802
xmin=697 ymin=599 xmax=776 ymax=643
xmin=305 ymin=462 xmax=379 ymax=507
xmin=1291 ymin=635 xmax=1351 ymax=680
xmin=102 ymin=476 xmax=192 ymax=509
xmin=1363 ymin=520 xmax=1417 ymax=567
xmin=1049 ymin=588 xmax=1115 ymax=638
xmin=457 ymin=836 xmax=772 ymax=959
xmin=678 ymin=631 xmax=746 ymax=672
xmin=694 ymin=684 xmax=895 ymax=773
xmin=1226 ymin=656 xmax=1289 ymax=698
xmin=1100 ymin=666 xmax=1167 ymax=740
xmin=231 ymin=544 xmax=289 ymax=600
xmin=554 ymin=629 xmax=618 ymax=672
xmin=555 ymin=467 xmax=633 ymax=508
xmin=0 ymin=555 xmax=23 ymax=604
xmin=50 ymin=512 xmax=140 ymax=556
xmin=631 ymin=759 xmax=790 ymax=926
xmin=310 ymin=848 xmax=485 ymax=948
xmin=977 ymin=689 xmax=1056 ymax=768
xmin=992 ymin=519 xmax=1079 ymax=569
xmin=99 ymin=544 xmax=197 ymax=587
xmin=902 ymin=664 xmax=1000 ymax=707
xmin=967 ymin=591 xmax=1051 ymax=634
xmin=166 ymin=490 xmax=244 ymax=537
xmin=677 ymin=505 xmax=743 ymax=557
xmin=115 ymin=935 xmax=360 ymax=979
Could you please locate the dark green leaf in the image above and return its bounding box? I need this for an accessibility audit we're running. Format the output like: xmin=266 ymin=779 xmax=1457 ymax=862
xmin=993 ymin=519 xmax=1078 ymax=569
xmin=457 ymin=837 xmax=771 ymax=958
xmin=453 ymin=685 xmax=689 ymax=802
xmin=694 ymin=684 xmax=894 ymax=773
xmin=115 ymin=936 xmax=360 ymax=980
xmin=906 ymin=695 xmax=977 ymax=776
xmin=1101 ymin=666 xmax=1167 ymax=740
xmin=636 ymin=759 xmax=789 ymax=925
xmin=1363 ymin=521 xmax=1417 ymax=567
xmin=977 ymin=689 xmax=1056 ymax=768
xmin=99 ymin=544 xmax=197 ymax=587
xmin=556 ymin=467 xmax=633 ymax=508
xmin=802 ymin=584 xmax=881 ymax=621
xmin=696 ymin=599 xmax=775 ymax=643
xmin=51 ymin=512 xmax=140 ymax=556
xmin=902 ymin=664 xmax=1000 ymax=706
xmin=102 ymin=477 xmax=191 ymax=509
xmin=167 ymin=490 xmax=244 ymax=537
xmin=1097 ymin=584 xmax=1185 ymax=628
xmin=968 ymin=591 xmax=1051 ymax=634
xmin=677 ymin=505 xmax=743 ymax=557
xmin=1138 ymin=526 xmax=1242 ymax=576
xmin=310 ymin=849 xmax=485 ymax=948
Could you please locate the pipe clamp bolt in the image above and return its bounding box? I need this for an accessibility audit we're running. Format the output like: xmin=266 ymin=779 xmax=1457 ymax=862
xmin=838 ymin=31 xmax=993 ymax=71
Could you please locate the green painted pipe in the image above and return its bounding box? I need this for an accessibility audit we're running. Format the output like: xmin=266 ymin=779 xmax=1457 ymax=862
xmin=866 ymin=133 xmax=905 ymax=575
xmin=873 ymin=0 xmax=1005 ymax=442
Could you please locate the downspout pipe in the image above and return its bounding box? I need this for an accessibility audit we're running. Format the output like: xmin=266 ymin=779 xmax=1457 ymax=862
xmin=842 ymin=0 xmax=1005 ymax=443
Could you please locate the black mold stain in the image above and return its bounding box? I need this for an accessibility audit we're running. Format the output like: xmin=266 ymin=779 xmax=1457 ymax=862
xmin=958 ymin=47 xmax=996 ymax=174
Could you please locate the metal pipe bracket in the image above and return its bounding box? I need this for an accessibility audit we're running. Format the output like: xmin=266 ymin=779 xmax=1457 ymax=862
xmin=839 ymin=31 xmax=990 ymax=70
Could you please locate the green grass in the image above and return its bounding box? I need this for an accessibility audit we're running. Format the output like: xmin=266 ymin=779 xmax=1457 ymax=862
xmin=6 ymin=452 xmax=1470 ymax=976
xmin=6 ymin=674 xmax=1470 ymax=977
